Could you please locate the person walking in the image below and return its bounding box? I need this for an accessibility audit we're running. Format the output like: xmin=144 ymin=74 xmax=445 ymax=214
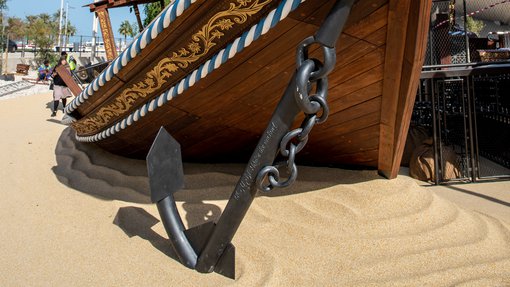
xmin=50 ymin=55 xmax=73 ymax=117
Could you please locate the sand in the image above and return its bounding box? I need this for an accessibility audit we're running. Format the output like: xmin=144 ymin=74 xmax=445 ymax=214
xmin=1 ymin=92 xmax=510 ymax=286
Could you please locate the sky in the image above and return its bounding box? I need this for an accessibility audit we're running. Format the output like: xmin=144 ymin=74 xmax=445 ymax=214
xmin=5 ymin=0 xmax=138 ymax=40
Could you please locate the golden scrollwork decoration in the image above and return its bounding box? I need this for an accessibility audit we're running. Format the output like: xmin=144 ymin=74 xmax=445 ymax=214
xmin=73 ymin=0 xmax=271 ymax=135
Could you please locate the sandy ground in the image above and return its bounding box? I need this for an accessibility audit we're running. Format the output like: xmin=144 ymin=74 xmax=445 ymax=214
xmin=1 ymin=92 xmax=510 ymax=286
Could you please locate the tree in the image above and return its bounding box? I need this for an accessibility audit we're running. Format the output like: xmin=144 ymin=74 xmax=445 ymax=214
xmin=25 ymin=13 xmax=57 ymax=64
xmin=64 ymin=23 xmax=76 ymax=38
xmin=0 ymin=0 xmax=8 ymax=52
xmin=6 ymin=17 xmax=27 ymax=40
xmin=465 ymin=17 xmax=485 ymax=37
xmin=64 ymin=20 xmax=77 ymax=46
xmin=118 ymin=20 xmax=134 ymax=42
xmin=143 ymin=0 xmax=171 ymax=26
xmin=23 ymin=9 xmax=76 ymax=63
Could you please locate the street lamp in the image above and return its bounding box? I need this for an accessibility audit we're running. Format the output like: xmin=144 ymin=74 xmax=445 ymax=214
xmin=64 ymin=2 xmax=75 ymax=50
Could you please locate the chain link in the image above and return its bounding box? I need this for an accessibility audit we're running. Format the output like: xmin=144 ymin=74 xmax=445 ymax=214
xmin=257 ymin=36 xmax=336 ymax=192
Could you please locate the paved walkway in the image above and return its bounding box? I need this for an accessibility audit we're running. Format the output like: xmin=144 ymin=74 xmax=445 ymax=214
xmin=418 ymin=178 xmax=510 ymax=223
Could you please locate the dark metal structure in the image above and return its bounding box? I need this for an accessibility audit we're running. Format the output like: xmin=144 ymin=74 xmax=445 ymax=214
xmin=408 ymin=0 xmax=510 ymax=184
xmin=146 ymin=0 xmax=355 ymax=278
xmin=414 ymin=63 xmax=510 ymax=184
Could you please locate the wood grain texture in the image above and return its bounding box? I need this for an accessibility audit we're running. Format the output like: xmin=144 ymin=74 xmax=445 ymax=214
xmin=386 ymin=0 xmax=433 ymax=178
xmin=378 ymin=0 xmax=412 ymax=177
xmin=74 ymin=0 xmax=431 ymax=171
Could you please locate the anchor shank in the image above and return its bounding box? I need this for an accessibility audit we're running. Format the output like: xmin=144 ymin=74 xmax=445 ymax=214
xmin=195 ymin=75 xmax=301 ymax=273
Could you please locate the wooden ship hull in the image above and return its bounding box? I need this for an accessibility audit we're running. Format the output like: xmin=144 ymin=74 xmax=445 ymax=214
xmin=64 ymin=0 xmax=432 ymax=179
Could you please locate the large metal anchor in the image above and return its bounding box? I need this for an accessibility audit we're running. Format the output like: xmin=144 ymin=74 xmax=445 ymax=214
xmin=146 ymin=0 xmax=355 ymax=279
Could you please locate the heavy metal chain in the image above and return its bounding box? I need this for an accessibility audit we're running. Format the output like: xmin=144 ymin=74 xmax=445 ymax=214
xmin=256 ymin=36 xmax=337 ymax=192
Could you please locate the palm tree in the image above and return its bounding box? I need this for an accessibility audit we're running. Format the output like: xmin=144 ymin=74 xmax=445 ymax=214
xmin=118 ymin=20 xmax=134 ymax=43
xmin=118 ymin=20 xmax=135 ymax=48
xmin=64 ymin=22 xmax=76 ymax=47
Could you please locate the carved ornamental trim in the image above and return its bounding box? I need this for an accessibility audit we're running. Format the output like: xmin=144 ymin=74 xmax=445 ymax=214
xmin=73 ymin=0 xmax=272 ymax=135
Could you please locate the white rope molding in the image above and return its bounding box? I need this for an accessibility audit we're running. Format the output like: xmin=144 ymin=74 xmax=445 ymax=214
xmin=73 ymin=0 xmax=306 ymax=142
xmin=64 ymin=0 xmax=198 ymax=115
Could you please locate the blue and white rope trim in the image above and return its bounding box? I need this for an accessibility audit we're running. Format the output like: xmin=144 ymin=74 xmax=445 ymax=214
xmin=64 ymin=0 xmax=198 ymax=116
xmin=71 ymin=0 xmax=306 ymax=142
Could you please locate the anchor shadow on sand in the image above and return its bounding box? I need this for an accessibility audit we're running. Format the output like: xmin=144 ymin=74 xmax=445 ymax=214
xmin=51 ymin=127 xmax=380 ymax=258
xmin=49 ymin=128 xmax=510 ymax=284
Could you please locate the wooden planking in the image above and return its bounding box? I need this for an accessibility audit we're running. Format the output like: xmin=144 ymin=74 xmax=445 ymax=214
xmin=310 ymin=110 xmax=381 ymax=150
xmin=344 ymin=0 xmax=388 ymax=29
xmin=287 ymin=0 xmax=335 ymax=24
xmin=385 ymin=0 xmax=433 ymax=178
xmin=182 ymin=126 xmax=258 ymax=161
xmin=343 ymin=4 xmax=388 ymax=40
xmin=91 ymin=0 xmax=431 ymax=171
xmin=222 ymin=3 xmax=384 ymax=166
xmin=319 ymin=96 xmax=381 ymax=131
xmin=328 ymin=63 xmax=384 ymax=103
xmin=55 ymin=65 xmax=82 ymax=96
xmin=182 ymin=22 xmax=319 ymax=118
xmin=328 ymin=46 xmax=385 ymax=87
xmin=365 ymin=26 xmax=387 ymax=47
xmin=224 ymin=28 xmax=386 ymax=132
xmin=220 ymin=22 xmax=386 ymax=135
xmin=308 ymin=124 xmax=380 ymax=156
xmin=378 ymin=0 xmax=412 ymax=177
xmin=300 ymin=147 xmax=379 ymax=167
xmin=96 ymin=10 xmax=314 ymax=156
xmin=329 ymin=149 xmax=379 ymax=166
xmin=80 ymin=1 xmax=269 ymax=129
xmin=76 ymin=0 xmax=206 ymax=116
xmin=224 ymin=73 xmax=294 ymax=132
xmin=294 ymin=0 xmax=387 ymax=30
xmin=329 ymin=81 xmax=382 ymax=113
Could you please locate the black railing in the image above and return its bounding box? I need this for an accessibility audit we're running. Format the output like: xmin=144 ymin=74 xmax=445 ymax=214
xmin=408 ymin=64 xmax=510 ymax=184
xmin=408 ymin=0 xmax=510 ymax=184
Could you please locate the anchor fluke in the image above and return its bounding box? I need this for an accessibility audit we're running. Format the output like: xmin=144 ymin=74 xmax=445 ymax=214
xmin=148 ymin=127 xmax=198 ymax=268
xmin=147 ymin=127 xmax=235 ymax=278
xmin=147 ymin=127 xmax=184 ymax=203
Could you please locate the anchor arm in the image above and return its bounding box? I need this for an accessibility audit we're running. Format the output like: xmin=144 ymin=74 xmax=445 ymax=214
xmin=147 ymin=128 xmax=198 ymax=268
